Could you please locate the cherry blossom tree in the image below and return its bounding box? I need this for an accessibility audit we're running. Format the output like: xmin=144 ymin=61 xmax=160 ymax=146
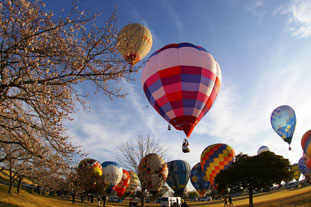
xmin=0 ymin=0 xmax=137 ymax=167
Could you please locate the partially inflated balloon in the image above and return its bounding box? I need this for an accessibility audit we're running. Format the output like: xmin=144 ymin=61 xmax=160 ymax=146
xmin=200 ymin=143 xmax=235 ymax=189
xmin=290 ymin=163 xmax=301 ymax=181
xmin=142 ymin=42 xmax=221 ymax=138
xmin=101 ymin=161 xmax=123 ymax=194
xmin=270 ymin=105 xmax=296 ymax=148
xmin=190 ymin=163 xmax=210 ymax=197
xmin=117 ymin=23 xmax=152 ymax=65
xmin=78 ymin=158 xmax=102 ymax=176
xmin=126 ymin=171 xmax=140 ymax=195
xmin=166 ymin=160 xmax=190 ymax=196
xmin=298 ymin=157 xmax=311 ymax=176
xmin=301 ymin=130 xmax=311 ymax=159
xmin=257 ymin=146 xmax=270 ymax=155
xmin=138 ymin=153 xmax=168 ymax=193
xmin=114 ymin=169 xmax=130 ymax=198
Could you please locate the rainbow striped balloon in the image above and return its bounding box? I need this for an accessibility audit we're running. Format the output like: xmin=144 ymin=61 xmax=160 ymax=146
xmin=200 ymin=143 xmax=235 ymax=189
xmin=301 ymin=130 xmax=311 ymax=160
xmin=142 ymin=42 xmax=221 ymax=138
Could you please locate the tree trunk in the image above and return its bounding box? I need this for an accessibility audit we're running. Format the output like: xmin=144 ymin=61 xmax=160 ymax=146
xmin=141 ymin=195 xmax=145 ymax=207
xmin=8 ymin=168 xmax=13 ymax=194
xmin=248 ymin=187 xmax=254 ymax=207
xmin=16 ymin=177 xmax=23 ymax=194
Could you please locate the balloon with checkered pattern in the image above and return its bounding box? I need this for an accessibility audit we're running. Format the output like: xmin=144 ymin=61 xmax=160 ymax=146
xmin=200 ymin=143 xmax=235 ymax=189
xmin=190 ymin=162 xmax=210 ymax=197
xmin=141 ymin=42 xmax=221 ymax=139
xmin=270 ymin=105 xmax=296 ymax=150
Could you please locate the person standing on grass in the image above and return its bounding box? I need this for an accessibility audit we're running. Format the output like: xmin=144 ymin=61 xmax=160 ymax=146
xmin=224 ymin=196 xmax=228 ymax=207
xmin=228 ymin=195 xmax=233 ymax=206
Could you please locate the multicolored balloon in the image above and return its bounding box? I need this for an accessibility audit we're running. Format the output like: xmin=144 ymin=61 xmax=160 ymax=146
xmin=303 ymin=153 xmax=311 ymax=169
xmin=301 ymin=130 xmax=311 ymax=159
xmin=298 ymin=157 xmax=311 ymax=176
xmin=114 ymin=169 xmax=131 ymax=198
xmin=101 ymin=161 xmax=123 ymax=194
xmin=257 ymin=146 xmax=270 ymax=155
xmin=166 ymin=160 xmax=191 ymax=196
xmin=200 ymin=143 xmax=235 ymax=189
xmin=270 ymin=105 xmax=296 ymax=148
xmin=138 ymin=153 xmax=168 ymax=193
xmin=190 ymin=162 xmax=210 ymax=197
xmin=117 ymin=23 xmax=152 ymax=66
xmin=78 ymin=158 xmax=102 ymax=176
xmin=125 ymin=171 xmax=140 ymax=195
xmin=142 ymin=42 xmax=221 ymax=138
xmin=290 ymin=163 xmax=301 ymax=181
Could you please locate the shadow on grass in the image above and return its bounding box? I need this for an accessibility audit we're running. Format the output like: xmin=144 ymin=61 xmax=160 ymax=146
xmin=0 ymin=201 xmax=22 ymax=207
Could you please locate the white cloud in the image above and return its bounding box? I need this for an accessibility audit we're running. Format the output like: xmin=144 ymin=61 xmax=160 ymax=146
xmin=279 ymin=0 xmax=311 ymax=38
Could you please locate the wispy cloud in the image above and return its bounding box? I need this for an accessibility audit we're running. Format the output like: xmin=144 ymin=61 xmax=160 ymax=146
xmin=194 ymin=46 xmax=311 ymax=162
xmin=159 ymin=0 xmax=183 ymax=32
xmin=244 ymin=0 xmax=266 ymax=21
xmin=277 ymin=0 xmax=311 ymax=38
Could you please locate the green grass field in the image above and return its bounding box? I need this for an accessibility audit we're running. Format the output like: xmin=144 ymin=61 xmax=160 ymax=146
xmin=1 ymin=183 xmax=311 ymax=207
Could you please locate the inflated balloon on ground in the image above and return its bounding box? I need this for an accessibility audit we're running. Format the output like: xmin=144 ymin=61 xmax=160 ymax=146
xmin=101 ymin=161 xmax=123 ymax=194
xmin=200 ymin=143 xmax=235 ymax=189
xmin=138 ymin=153 xmax=168 ymax=193
xmin=190 ymin=162 xmax=210 ymax=197
xmin=78 ymin=158 xmax=102 ymax=176
xmin=166 ymin=160 xmax=190 ymax=196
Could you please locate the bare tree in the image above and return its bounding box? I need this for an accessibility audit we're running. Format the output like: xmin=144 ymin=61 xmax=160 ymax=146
xmin=116 ymin=134 xmax=167 ymax=207
xmin=0 ymin=0 xmax=139 ymax=168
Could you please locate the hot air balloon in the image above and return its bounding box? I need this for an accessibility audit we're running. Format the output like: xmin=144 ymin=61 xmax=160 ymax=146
xmin=138 ymin=153 xmax=168 ymax=194
xmin=301 ymin=130 xmax=311 ymax=159
xmin=257 ymin=146 xmax=270 ymax=155
xmin=166 ymin=160 xmax=191 ymax=196
xmin=298 ymin=157 xmax=311 ymax=176
xmin=126 ymin=171 xmax=140 ymax=195
xmin=141 ymin=42 xmax=222 ymax=151
xmin=200 ymin=143 xmax=235 ymax=189
xmin=190 ymin=162 xmax=210 ymax=197
xmin=303 ymin=153 xmax=311 ymax=169
xmin=290 ymin=163 xmax=301 ymax=181
xmin=117 ymin=23 xmax=152 ymax=66
xmin=101 ymin=161 xmax=123 ymax=194
xmin=270 ymin=105 xmax=296 ymax=150
xmin=114 ymin=169 xmax=131 ymax=198
xmin=78 ymin=158 xmax=102 ymax=176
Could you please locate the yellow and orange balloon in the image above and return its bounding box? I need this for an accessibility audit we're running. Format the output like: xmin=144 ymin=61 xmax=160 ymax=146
xmin=117 ymin=23 xmax=152 ymax=66
xmin=200 ymin=143 xmax=235 ymax=189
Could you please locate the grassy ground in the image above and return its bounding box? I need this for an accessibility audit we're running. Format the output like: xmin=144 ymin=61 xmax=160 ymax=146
xmin=1 ymin=183 xmax=311 ymax=207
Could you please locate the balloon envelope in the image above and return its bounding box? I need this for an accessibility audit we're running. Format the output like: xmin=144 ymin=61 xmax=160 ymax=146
xmin=270 ymin=105 xmax=296 ymax=146
xmin=298 ymin=157 xmax=311 ymax=176
xmin=142 ymin=42 xmax=221 ymax=137
xmin=101 ymin=161 xmax=123 ymax=194
xmin=301 ymin=130 xmax=311 ymax=159
xmin=200 ymin=143 xmax=235 ymax=189
xmin=166 ymin=160 xmax=191 ymax=196
xmin=257 ymin=146 xmax=270 ymax=155
xmin=138 ymin=153 xmax=168 ymax=193
xmin=190 ymin=162 xmax=210 ymax=197
xmin=290 ymin=163 xmax=301 ymax=181
xmin=126 ymin=171 xmax=140 ymax=195
xmin=78 ymin=158 xmax=102 ymax=176
xmin=114 ymin=169 xmax=131 ymax=198
xmin=117 ymin=23 xmax=152 ymax=65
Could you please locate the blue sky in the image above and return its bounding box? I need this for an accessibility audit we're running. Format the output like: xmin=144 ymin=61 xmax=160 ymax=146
xmin=46 ymin=0 xmax=311 ymax=188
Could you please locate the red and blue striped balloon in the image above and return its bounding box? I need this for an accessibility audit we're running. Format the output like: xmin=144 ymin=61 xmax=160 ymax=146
xmin=142 ymin=42 xmax=221 ymax=137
